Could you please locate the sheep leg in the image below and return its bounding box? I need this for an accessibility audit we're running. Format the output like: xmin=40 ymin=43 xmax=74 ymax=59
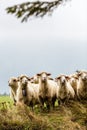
xmin=58 ymin=98 xmax=62 ymax=106
xmin=39 ymin=96 xmax=44 ymax=110
xmin=52 ymin=97 xmax=56 ymax=109
xmin=30 ymin=101 xmax=34 ymax=111
xmin=46 ymin=103 xmax=50 ymax=111
xmin=46 ymin=98 xmax=51 ymax=111
xmin=77 ymin=95 xmax=81 ymax=102
xmin=13 ymin=98 xmax=16 ymax=106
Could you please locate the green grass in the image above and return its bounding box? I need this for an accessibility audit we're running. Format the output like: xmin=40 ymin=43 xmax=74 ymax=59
xmin=0 ymin=95 xmax=12 ymax=103
xmin=0 ymin=96 xmax=13 ymax=110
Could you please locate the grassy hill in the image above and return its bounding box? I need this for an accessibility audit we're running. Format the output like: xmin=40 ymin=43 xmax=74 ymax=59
xmin=0 ymin=96 xmax=87 ymax=130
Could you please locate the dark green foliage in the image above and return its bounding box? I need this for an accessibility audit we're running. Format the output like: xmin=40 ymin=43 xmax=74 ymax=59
xmin=6 ymin=0 xmax=69 ymax=22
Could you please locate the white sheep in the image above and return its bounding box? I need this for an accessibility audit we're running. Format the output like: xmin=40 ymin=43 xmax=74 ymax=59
xmin=8 ymin=77 xmax=20 ymax=105
xmin=77 ymin=71 xmax=87 ymax=100
xmin=69 ymin=74 xmax=79 ymax=99
xmin=16 ymin=75 xmax=40 ymax=109
xmin=37 ymin=72 xmax=58 ymax=110
xmin=30 ymin=74 xmax=39 ymax=84
xmin=55 ymin=75 xmax=75 ymax=105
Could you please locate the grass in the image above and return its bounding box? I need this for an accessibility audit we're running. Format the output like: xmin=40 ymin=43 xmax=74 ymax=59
xmin=0 ymin=96 xmax=13 ymax=110
xmin=0 ymin=96 xmax=87 ymax=130
xmin=0 ymin=95 xmax=12 ymax=102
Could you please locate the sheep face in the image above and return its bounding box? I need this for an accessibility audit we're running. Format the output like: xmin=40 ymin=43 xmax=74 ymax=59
xmin=21 ymin=77 xmax=28 ymax=85
xmin=70 ymin=76 xmax=78 ymax=85
xmin=31 ymin=75 xmax=39 ymax=84
xmin=56 ymin=75 xmax=70 ymax=89
xmin=78 ymin=72 xmax=87 ymax=83
xmin=37 ymin=72 xmax=51 ymax=83
xmin=70 ymin=77 xmax=75 ymax=84
xmin=19 ymin=76 xmax=29 ymax=90
xmin=57 ymin=76 xmax=67 ymax=86
xmin=56 ymin=76 xmax=68 ymax=100
xmin=81 ymin=73 xmax=87 ymax=82
xmin=34 ymin=76 xmax=39 ymax=83
xmin=41 ymin=73 xmax=47 ymax=83
xmin=8 ymin=77 xmax=18 ymax=87
xmin=61 ymin=76 xmax=66 ymax=85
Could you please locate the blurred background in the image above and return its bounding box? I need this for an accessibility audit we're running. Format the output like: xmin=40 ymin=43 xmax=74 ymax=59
xmin=0 ymin=0 xmax=87 ymax=94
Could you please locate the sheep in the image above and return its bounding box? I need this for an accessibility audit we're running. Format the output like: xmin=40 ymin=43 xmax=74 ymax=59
xmin=37 ymin=72 xmax=58 ymax=110
xmin=16 ymin=75 xmax=40 ymax=109
xmin=76 ymin=71 xmax=87 ymax=100
xmin=30 ymin=74 xmax=39 ymax=84
xmin=55 ymin=75 xmax=75 ymax=105
xmin=69 ymin=74 xmax=79 ymax=99
xmin=8 ymin=77 xmax=20 ymax=105
xmin=76 ymin=70 xmax=87 ymax=74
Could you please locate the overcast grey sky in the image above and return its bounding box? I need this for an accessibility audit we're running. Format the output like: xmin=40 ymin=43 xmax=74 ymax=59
xmin=0 ymin=0 xmax=87 ymax=94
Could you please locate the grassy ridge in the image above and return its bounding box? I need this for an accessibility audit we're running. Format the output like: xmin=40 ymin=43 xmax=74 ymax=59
xmin=0 ymin=96 xmax=87 ymax=130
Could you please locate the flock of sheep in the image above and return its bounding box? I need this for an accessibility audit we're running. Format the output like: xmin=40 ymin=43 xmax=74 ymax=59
xmin=8 ymin=70 xmax=87 ymax=110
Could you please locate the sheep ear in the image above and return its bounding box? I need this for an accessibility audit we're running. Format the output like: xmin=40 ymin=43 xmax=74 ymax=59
xmin=27 ymin=77 xmax=31 ymax=81
xmin=47 ymin=73 xmax=51 ymax=76
xmin=49 ymin=78 xmax=53 ymax=80
xmin=76 ymin=72 xmax=81 ymax=76
xmin=37 ymin=73 xmax=41 ymax=76
xmin=31 ymin=81 xmax=34 ymax=83
xmin=76 ymin=70 xmax=80 ymax=73
xmin=75 ymin=77 xmax=79 ymax=80
xmin=57 ymin=77 xmax=60 ymax=79
xmin=66 ymin=76 xmax=70 ymax=79
xmin=78 ymin=73 xmax=82 ymax=77
xmin=30 ymin=77 xmax=34 ymax=80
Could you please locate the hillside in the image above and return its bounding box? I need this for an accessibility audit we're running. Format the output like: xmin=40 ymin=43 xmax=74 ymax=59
xmin=0 ymin=97 xmax=87 ymax=130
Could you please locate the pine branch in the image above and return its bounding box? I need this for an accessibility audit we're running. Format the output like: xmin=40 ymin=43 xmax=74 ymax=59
xmin=6 ymin=0 xmax=69 ymax=22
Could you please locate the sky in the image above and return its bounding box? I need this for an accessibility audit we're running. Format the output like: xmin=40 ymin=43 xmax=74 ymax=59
xmin=0 ymin=0 xmax=87 ymax=94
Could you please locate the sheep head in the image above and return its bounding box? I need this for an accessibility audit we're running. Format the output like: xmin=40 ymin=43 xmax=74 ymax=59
xmin=8 ymin=77 xmax=19 ymax=88
xmin=79 ymin=72 xmax=87 ymax=83
xmin=18 ymin=75 xmax=30 ymax=89
xmin=37 ymin=72 xmax=51 ymax=83
xmin=55 ymin=75 xmax=69 ymax=86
